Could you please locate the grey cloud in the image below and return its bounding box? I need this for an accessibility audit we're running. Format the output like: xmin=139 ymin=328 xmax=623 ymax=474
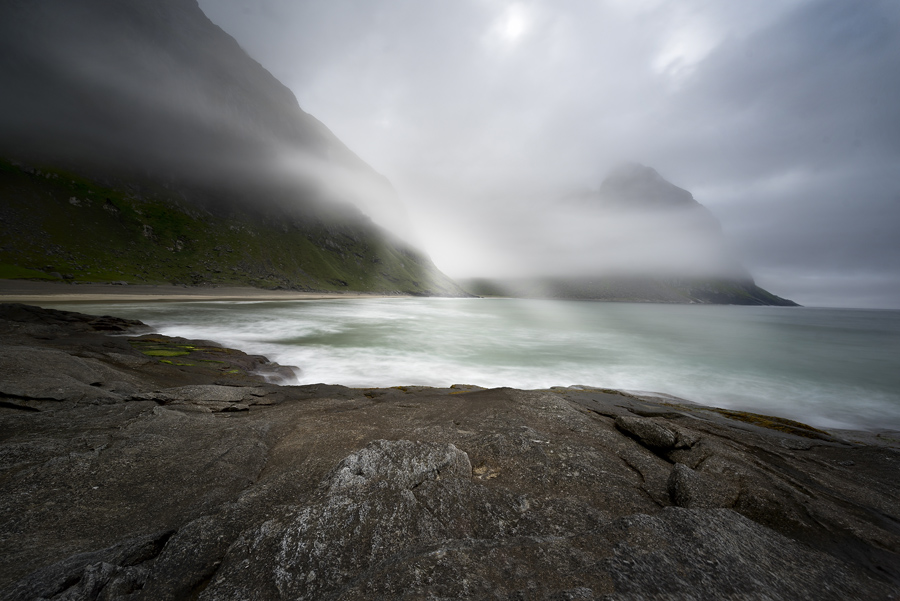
xmin=196 ymin=0 xmax=900 ymax=307
xmin=0 ymin=0 xmax=411 ymax=233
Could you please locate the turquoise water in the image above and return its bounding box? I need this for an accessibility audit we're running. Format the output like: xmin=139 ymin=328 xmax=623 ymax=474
xmin=48 ymin=298 xmax=900 ymax=431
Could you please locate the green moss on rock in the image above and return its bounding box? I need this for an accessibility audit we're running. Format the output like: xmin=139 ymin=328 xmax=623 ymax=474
xmin=710 ymin=408 xmax=833 ymax=439
xmin=142 ymin=349 xmax=191 ymax=357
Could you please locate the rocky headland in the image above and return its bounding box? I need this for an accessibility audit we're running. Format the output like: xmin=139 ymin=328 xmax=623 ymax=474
xmin=461 ymin=164 xmax=799 ymax=306
xmin=1 ymin=303 xmax=899 ymax=600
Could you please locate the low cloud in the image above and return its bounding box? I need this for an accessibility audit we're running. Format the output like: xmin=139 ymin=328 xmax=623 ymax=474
xmin=197 ymin=0 xmax=900 ymax=308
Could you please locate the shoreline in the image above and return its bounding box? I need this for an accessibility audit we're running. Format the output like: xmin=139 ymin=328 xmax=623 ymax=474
xmin=6 ymin=281 xmax=898 ymax=437
xmin=0 ymin=279 xmax=414 ymax=303
xmin=2 ymin=302 xmax=900 ymax=598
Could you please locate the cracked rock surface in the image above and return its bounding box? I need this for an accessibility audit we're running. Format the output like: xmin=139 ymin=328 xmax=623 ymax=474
xmin=2 ymin=304 xmax=900 ymax=600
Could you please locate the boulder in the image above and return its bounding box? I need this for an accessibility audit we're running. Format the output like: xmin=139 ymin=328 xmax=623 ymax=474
xmin=615 ymin=415 xmax=699 ymax=450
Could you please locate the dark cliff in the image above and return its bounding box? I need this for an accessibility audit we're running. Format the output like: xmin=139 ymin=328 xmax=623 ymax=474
xmin=0 ymin=0 xmax=466 ymax=295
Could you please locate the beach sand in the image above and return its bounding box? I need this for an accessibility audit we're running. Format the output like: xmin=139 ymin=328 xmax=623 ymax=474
xmin=0 ymin=279 xmax=406 ymax=303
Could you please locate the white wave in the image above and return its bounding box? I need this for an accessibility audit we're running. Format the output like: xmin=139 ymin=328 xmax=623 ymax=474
xmin=46 ymin=299 xmax=900 ymax=431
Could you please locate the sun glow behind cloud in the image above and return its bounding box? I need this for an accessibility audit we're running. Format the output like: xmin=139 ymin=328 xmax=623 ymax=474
xmin=485 ymin=3 xmax=532 ymax=51
xmin=652 ymin=21 xmax=719 ymax=81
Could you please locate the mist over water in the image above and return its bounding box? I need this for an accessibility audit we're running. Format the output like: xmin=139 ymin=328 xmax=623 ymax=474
xmin=52 ymin=298 xmax=900 ymax=432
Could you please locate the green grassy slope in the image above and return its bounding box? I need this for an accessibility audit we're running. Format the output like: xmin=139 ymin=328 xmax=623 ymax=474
xmin=0 ymin=160 xmax=467 ymax=296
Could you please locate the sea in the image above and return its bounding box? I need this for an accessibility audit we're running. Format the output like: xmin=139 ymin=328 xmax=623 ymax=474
xmin=45 ymin=298 xmax=900 ymax=432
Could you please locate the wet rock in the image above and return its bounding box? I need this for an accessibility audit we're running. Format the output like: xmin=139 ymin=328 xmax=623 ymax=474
xmin=0 ymin=303 xmax=292 ymax=395
xmin=135 ymin=514 xmax=236 ymax=601
xmin=195 ymin=441 xmax=895 ymax=601
xmin=0 ymin=345 xmax=136 ymax=404
xmin=128 ymin=385 xmax=280 ymax=413
xmin=615 ymin=415 xmax=699 ymax=450
xmin=129 ymin=384 xmax=268 ymax=404
xmin=2 ymin=530 xmax=172 ymax=601
xmin=0 ymin=303 xmax=151 ymax=336
xmin=198 ymin=440 xmax=595 ymax=600
xmin=668 ymin=462 xmax=739 ymax=508
xmin=595 ymin=507 xmax=892 ymax=600
xmin=326 ymin=439 xmax=472 ymax=493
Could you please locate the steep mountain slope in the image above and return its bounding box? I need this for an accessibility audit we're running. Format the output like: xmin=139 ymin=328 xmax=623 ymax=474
xmin=0 ymin=0 xmax=371 ymax=185
xmin=464 ymin=164 xmax=797 ymax=305
xmin=0 ymin=159 xmax=463 ymax=294
xmin=0 ymin=0 xmax=464 ymax=295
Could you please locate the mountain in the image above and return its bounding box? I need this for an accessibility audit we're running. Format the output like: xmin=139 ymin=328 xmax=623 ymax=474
xmin=463 ymin=164 xmax=798 ymax=305
xmin=572 ymin=162 xmax=751 ymax=279
xmin=0 ymin=0 xmax=465 ymax=295
xmin=460 ymin=275 xmax=798 ymax=306
xmin=596 ymin=161 xmax=699 ymax=208
xmin=0 ymin=159 xmax=464 ymax=294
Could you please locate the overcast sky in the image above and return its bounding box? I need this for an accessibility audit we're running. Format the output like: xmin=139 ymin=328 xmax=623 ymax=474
xmin=197 ymin=0 xmax=900 ymax=309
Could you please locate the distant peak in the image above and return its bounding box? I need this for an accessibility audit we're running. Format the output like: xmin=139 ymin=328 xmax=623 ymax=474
xmin=598 ymin=162 xmax=696 ymax=207
xmin=604 ymin=161 xmax=665 ymax=183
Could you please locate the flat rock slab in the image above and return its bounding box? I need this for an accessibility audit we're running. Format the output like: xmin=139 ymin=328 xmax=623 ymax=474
xmin=0 ymin=345 xmax=139 ymax=404
xmin=130 ymin=385 xmax=269 ymax=404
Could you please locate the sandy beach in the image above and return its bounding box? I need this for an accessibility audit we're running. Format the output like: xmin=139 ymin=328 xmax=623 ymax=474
xmin=0 ymin=279 xmax=407 ymax=303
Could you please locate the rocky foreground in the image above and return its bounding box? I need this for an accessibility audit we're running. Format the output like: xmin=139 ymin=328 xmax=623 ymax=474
xmin=1 ymin=304 xmax=899 ymax=600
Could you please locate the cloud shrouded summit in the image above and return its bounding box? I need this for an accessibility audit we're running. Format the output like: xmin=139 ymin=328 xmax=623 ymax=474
xmin=0 ymin=0 xmax=408 ymax=231
xmin=477 ymin=162 xmax=752 ymax=282
xmin=197 ymin=0 xmax=900 ymax=308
